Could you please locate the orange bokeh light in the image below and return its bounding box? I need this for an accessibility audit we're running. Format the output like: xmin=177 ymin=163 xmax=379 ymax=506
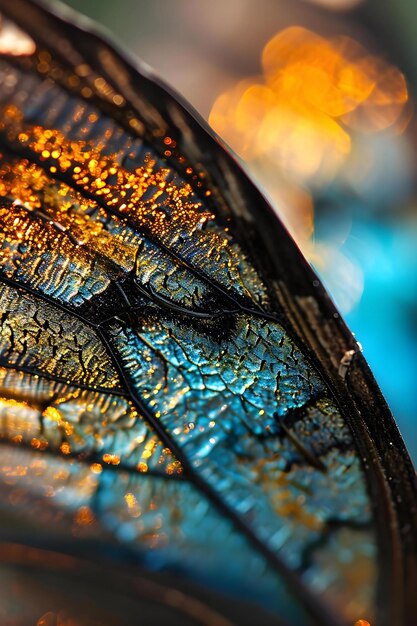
xmin=210 ymin=26 xmax=409 ymax=184
xmin=209 ymin=26 xmax=409 ymax=314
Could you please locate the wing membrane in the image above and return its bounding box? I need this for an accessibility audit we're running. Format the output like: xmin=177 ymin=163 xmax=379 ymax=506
xmin=0 ymin=2 xmax=415 ymax=625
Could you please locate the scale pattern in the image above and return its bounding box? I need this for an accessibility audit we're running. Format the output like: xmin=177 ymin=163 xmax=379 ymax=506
xmin=0 ymin=16 xmax=379 ymax=626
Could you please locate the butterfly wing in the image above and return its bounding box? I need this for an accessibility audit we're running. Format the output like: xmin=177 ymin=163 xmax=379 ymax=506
xmin=0 ymin=1 xmax=415 ymax=625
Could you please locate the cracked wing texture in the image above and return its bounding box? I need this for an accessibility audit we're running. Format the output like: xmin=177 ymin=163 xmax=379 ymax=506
xmin=0 ymin=13 xmax=378 ymax=626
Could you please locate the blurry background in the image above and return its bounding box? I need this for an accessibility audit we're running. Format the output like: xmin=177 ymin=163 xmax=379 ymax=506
xmin=62 ymin=0 xmax=417 ymax=464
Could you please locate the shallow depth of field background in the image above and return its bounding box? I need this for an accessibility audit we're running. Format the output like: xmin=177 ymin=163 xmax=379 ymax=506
xmin=62 ymin=0 xmax=417 ymax=464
